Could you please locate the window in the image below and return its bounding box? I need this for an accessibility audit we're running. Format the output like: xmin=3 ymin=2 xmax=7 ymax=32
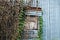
xmin=29 ymin=22 xmax=37 ymax=30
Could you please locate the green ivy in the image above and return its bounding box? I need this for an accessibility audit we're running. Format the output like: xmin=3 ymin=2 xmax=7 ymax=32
xmin=38 ymin=16 xmax=43 ymax=40
xmin=17 ymin=8 xmax=25 ymax=40
xmin=17 ymin=0 xmax=25 ymax=40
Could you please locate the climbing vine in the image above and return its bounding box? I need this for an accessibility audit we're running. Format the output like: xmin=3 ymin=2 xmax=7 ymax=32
xmin=38 ymin=13 xmax=43 ymax=40
xmin=17 ymin=8 xmax=25 ymax=40
xmin=17 ymin=0 xmax=25 ymax=40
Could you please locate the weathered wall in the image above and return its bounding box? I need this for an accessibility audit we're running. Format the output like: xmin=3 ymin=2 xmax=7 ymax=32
xmin=0 ymin=0 xmax=20 ymax=40
xmin=39 ymin=0 xmax=60 ymax=40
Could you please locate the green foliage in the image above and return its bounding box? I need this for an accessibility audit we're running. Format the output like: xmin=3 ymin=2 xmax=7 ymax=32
xmin=17 ymin=8 xmax=25 ymax=40
xmin=17 ymin=0 xmax=25 ymax=39
xmin=38 ymin=16 xmax=43 ymax=40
